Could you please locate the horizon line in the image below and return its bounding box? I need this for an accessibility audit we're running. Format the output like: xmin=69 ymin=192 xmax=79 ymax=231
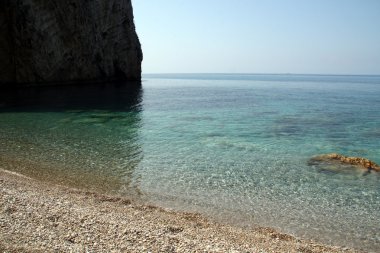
xmin=142 ymin=72 xmax=380 ymax=77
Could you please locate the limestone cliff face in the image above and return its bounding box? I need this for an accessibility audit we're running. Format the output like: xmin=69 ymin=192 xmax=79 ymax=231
xmin=0 ymin=0 xmax=142 ymax=85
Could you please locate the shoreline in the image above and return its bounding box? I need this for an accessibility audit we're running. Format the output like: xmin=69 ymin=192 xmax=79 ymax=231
xmin=0 ymin=168 xmax=360 ymax=252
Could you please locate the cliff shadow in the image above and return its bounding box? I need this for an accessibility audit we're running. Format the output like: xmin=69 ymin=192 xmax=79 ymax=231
xmin=0 ymin=81 xmax=144 ymax=196
xmin=0 ymin=81 xmax=143 ymax=112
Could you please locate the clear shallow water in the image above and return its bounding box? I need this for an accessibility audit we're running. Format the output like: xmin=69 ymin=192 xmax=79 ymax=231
xmin=1 ymin=75 xmax=380 ymax=251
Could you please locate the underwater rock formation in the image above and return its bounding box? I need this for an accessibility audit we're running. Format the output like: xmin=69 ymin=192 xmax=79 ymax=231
xmin=308 ymin=153 xmax=380 ymax=173
xmin=0 ymin=0 xmax=142 ymax=85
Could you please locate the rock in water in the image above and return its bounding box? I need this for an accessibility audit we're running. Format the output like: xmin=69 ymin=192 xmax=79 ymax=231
xmin=0 ymin=0 xmax=142 ymax=85
xmin=308 ymin=153 xmax=380 ymax=173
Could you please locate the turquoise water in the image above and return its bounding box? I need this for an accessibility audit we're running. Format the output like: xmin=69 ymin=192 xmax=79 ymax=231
xmin=0 ymin=74 xmax=379 ymax=251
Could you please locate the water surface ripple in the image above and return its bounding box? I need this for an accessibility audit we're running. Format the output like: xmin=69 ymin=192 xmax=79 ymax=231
xmin=0 ymin=75 xmax=379 ymax=251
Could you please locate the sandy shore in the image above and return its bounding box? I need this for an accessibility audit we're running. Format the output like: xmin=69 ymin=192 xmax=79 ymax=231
xmin=0 ymin=168 xmax=360 ymax=253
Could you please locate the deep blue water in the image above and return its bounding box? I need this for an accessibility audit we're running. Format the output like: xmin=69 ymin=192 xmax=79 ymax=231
xmin=0 ymin=74 xmax=379 ymax=251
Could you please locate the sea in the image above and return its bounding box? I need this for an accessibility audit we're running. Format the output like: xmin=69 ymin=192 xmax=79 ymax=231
xmin=0 ymin=74 xmax=379 ymax=251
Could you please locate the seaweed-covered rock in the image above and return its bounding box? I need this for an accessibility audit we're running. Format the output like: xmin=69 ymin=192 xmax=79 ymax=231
xmin=0 ymin=0 xmax=142 ymax=85
xmin=308 ymin=153 xmax=380 ymax=173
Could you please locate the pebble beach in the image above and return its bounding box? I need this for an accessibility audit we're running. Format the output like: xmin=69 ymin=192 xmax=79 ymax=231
xmin=0 ymin=168 xmax=360 ymax=253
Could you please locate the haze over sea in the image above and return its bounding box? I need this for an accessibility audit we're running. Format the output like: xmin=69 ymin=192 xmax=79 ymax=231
xmin=0 ymin=74 xmax=379 ymax=251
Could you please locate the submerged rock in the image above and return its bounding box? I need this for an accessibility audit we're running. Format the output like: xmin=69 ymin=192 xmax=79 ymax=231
xmin=308 ymin=153 xmax=380 ymax=174
xmin=0 ymin=0 xmax=142 ymax=85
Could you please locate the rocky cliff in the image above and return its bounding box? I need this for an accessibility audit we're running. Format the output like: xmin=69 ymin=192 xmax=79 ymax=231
xmin=0 ymin=0 xmax=142 ymax=85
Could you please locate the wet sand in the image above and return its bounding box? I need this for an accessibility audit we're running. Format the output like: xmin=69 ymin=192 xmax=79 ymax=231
xmin=0 ymin=168 xmax=360 ymax=252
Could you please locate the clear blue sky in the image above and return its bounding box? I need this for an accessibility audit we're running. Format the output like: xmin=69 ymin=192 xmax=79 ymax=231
xmin=132 ymin=0 xmax=380 ymax=75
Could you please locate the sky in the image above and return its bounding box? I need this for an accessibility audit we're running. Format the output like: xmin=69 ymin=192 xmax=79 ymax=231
xmin=132 ymin=0 xmax=380 ymax=75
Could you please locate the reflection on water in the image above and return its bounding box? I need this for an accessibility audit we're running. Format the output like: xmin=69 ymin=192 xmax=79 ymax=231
xmin=0 ymin=82 xmax=143 ymax=194
xmin=0 ymin=81 xmax=142 ymax=111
